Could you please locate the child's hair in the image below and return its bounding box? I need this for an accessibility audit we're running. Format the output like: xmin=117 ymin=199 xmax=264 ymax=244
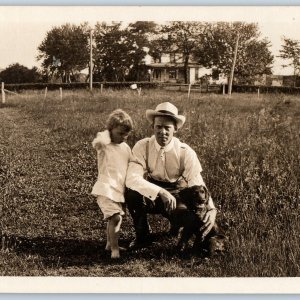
xmin=106 ymin=109 xmax=133 ymax=132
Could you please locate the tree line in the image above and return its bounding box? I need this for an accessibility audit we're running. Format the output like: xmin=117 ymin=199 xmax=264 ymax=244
xmin=0 ymin=21 xmax=299 ymax=84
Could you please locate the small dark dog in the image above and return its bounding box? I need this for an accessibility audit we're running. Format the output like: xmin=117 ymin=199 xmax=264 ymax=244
xmin=169 ymin=185 xmax=225 ymax=256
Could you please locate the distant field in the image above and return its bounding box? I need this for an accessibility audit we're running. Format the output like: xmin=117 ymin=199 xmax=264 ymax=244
xmin=0 ymin=88 xmax=299 ymax=276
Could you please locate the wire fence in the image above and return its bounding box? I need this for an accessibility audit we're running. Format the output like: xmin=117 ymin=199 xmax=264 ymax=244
xmin=2 ymin=81 xmax=300 ymax=105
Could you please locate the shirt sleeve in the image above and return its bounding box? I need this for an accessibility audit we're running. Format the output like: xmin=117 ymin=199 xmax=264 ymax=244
xmin=125 ymin=140 xmax=161 ymax=201
xmin=183 ymin=147 xmax=204 ymax=186
xmin=183 ymin=147 xmax=215 ymax=209
xmin=92 ymin=130 xmax=111 ymax=151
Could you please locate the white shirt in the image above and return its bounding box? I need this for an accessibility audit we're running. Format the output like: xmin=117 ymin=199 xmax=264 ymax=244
xmin=126 ymin=135 xmax=214 ymax=208
xmin=91 ymin=130 xmax=131 ymax=203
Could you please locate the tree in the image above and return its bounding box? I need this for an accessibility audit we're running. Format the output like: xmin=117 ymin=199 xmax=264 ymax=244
xmin=37 ymin=23 xmax=90 ymax=83
xmin=0 ymin=63 xmax=41 ymax=83
xmin=128 ymin=21 xmax=157 ymax=35
xmin=93 ymin=22 xmax=151 ymax=82
xmin=278 ymin=37 xmax=300 ymax=86
xmin=126 ymin=21 xmax=158 ymax=81
xmin=153 ymin=21 xmax=206 ymax=83
xmin=196 ymin=22 xmax=274 ymax=84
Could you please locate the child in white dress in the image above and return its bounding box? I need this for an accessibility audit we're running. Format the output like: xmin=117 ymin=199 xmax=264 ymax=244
xmin=91 ymin=109 xmax=133 ymax=259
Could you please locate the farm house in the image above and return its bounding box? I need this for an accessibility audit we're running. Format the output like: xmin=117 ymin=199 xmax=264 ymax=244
xmin=146 ymin=62 xmax=201 ymax=84
xmin=145 ymin=52 xmax=227 ymax=84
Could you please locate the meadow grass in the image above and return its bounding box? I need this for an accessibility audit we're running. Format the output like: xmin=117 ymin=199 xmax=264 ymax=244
xmin=0 ymin=88 xmax=299 ymax=276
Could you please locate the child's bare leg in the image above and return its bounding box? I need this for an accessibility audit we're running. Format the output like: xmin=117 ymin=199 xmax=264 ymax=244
xmin=105 ymin=222 xmax=111 ymax=250
xmin=108 ymin=213 xmax=122 ymax=259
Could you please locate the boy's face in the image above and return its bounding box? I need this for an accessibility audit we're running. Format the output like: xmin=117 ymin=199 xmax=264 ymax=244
xmin=110 ymin=126 xmax=130 ymax=144
xmin=153 ymin=116 xmax=177 ymax=147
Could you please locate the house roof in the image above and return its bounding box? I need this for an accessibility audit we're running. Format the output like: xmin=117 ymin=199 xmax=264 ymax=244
xmin=146 ymin=62 xmax=201 ymax=69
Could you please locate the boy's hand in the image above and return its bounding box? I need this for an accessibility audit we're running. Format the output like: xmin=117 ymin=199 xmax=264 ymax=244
xmin=159 ymin=189 xmax=176 ymax=212
xmin=200 ymin=208 xmax=217 ymax=238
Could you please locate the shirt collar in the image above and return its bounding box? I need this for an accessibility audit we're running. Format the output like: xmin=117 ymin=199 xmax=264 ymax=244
xmin=154 ymin=137 xmax=174 ymax=153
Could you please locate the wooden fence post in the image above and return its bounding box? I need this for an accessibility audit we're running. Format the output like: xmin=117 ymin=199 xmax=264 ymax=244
xmin=100 ymin=83 xmax=103 ymax=94
xmin=223 ymin=84 xmax=226 ymax=95
xmin=257 ymin=87 xmax=260 ymax=98
xmin=1 ymin=82 xmax=5 ymax=104
xmin=59 ymin=87 xmax=63 ymax=101
xmin=187 ymin=83 xmax=192 ymax=99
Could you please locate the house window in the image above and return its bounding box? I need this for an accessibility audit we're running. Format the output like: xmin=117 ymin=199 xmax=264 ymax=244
xmin=170 ymin=53 xmax=176 ymax=63
xmin=169 ymin=70 xmax=176 ymax=79
xmin=212 ymin=68 xmax=220 ymax=80
xmin=154 ymin=57 xmax=161 ymax=63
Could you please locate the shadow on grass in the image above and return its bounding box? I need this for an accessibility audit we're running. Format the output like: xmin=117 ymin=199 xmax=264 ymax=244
xmin=1 ymin=232 xmax=189 ymax=268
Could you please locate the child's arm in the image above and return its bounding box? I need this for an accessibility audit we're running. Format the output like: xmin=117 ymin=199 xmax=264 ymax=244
xmin=92 ymin=130 xmax=111 ymax=151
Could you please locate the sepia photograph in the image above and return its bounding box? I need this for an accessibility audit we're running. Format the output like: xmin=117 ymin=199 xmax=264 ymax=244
xmin=0 ymin=6 xmax=299 ymax=293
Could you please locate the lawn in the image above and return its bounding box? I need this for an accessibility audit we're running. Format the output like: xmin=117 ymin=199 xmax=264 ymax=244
xmin=0 ymin=87 xmax=299 ymax=277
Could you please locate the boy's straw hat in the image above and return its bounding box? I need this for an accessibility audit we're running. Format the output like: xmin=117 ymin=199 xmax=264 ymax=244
xmin=146 ymin=102 xmax=186 ymax=129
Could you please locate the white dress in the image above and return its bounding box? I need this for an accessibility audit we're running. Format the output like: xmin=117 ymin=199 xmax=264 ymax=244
xmin=91 ymin=130 xmax=131 ymax=203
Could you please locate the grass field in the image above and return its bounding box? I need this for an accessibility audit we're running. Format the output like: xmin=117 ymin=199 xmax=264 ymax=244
xmin=0 ymin=88 xmax=299 ymax=277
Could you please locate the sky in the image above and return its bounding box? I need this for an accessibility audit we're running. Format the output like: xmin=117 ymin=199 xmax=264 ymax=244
xmin=1 ymin=6 xmax=300 ymax=75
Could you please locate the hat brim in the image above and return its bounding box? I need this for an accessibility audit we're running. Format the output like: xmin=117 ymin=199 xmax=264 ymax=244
xmin=146 ymin=110 xmax=186 ymax=129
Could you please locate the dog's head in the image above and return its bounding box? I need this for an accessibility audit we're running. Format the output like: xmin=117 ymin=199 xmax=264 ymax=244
xmin=178 ymin=185 xmax=210 ymax=219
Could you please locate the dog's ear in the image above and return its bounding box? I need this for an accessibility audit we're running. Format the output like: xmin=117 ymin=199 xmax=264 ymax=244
xmin=178 ymin=187 xmax=194 ymax=209
xmin=178 ymin=187 xmax=190 ymax=201
xmin=201 ymin=185 xmax=210 ymax=203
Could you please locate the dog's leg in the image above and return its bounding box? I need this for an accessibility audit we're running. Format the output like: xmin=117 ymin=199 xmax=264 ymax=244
xmin=167 ymin=209 xmax=183 ymax=237
xmin=193 ymin=223 xmax=225 ymax=256
xmin=105 ymin=222 xmax=111 ymax=250
xmin=168 ymin=224 xmax=180 ymax=237
xmin=193 ymin=230 xmax=208 ymax=255
xmin=176 ymin=225 xmax=194 ymax=252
